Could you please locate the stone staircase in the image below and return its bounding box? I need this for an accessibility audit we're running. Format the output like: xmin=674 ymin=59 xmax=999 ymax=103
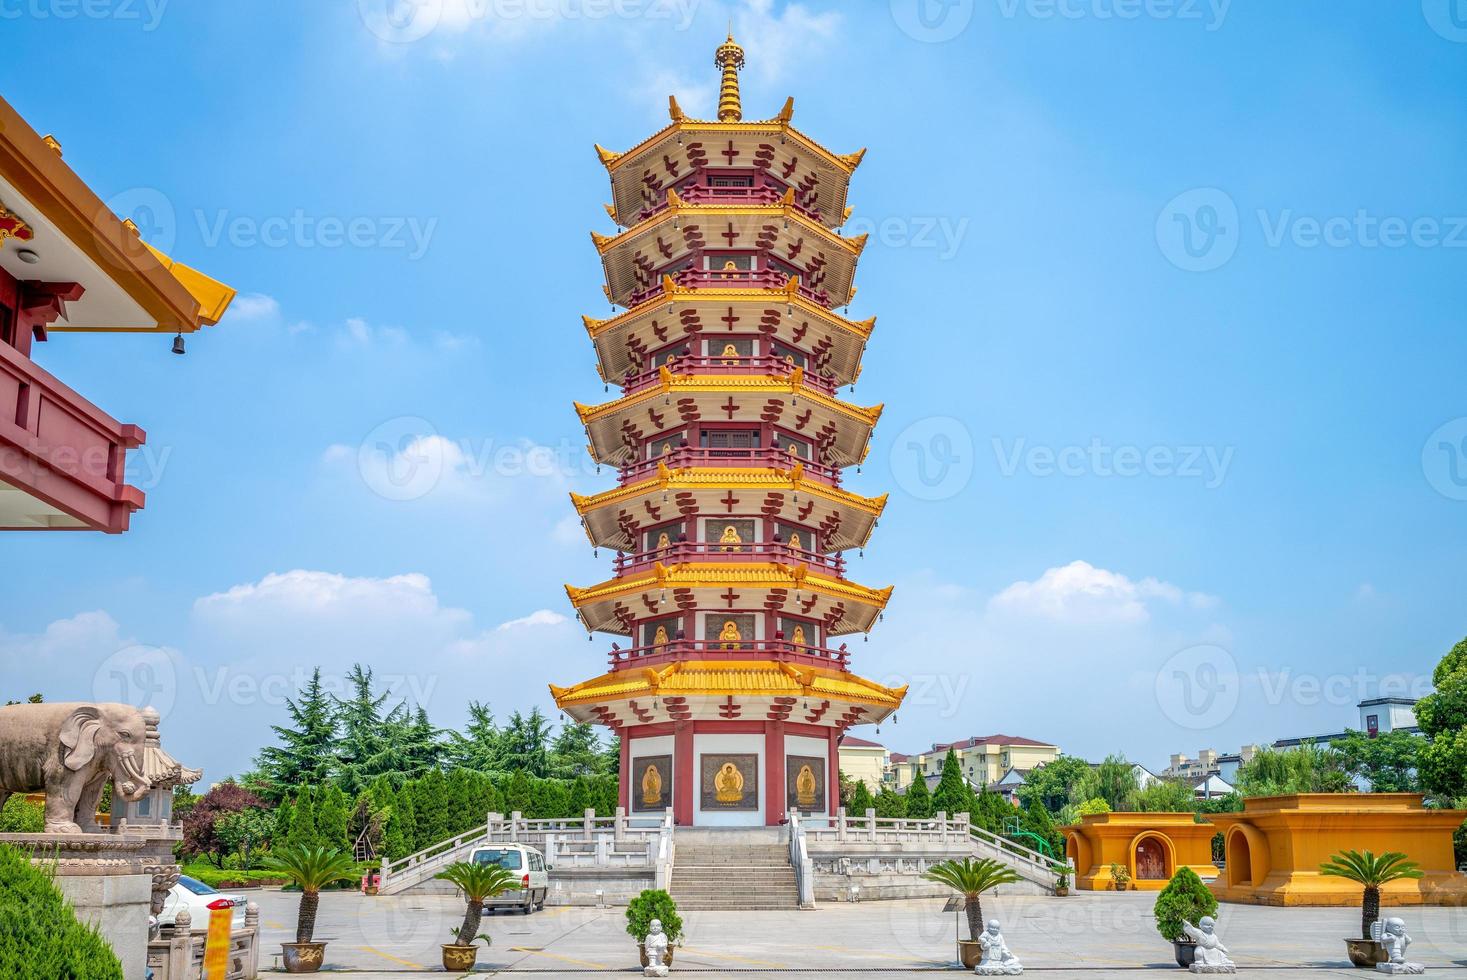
xmin=670 ymin=835 xmax=799 ymax=911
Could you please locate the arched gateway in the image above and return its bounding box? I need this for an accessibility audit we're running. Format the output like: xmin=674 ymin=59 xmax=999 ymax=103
xmin=550 ymin=34 xmax=905 ymax=828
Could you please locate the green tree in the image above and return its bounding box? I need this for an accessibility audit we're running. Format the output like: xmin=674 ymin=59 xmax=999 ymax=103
xmin=505 ymin=769 xmax=534 ymax=816
xmin=411 ymin=770 xmax=450 ymax=848
xmin=922 ymin=857 xmax=1023 ymax=942
xmin=0 ymin=843 xmax=123 ymax=979
xmin=931 ymin=749 xmax=971 ymax=817
xmin=904 ymin=773 xmax=933 ymax=819
xmin=1319 ymin=849 xmax=1423 ymax=939
xmin=377 ymin=783 xmax=412 ymax=861
xmin=1075 ymin=754 xmax=1140 ymax=808
xmin=287 ymin=786 xmax=321 ymax=850
xmin=436 ymin=862 xmax=518 ymax=947
xmin=549 ymin=722 xmax=605 ymax=778
xmin=1235 ymin=743 xmax=1351 ymax=796
xmin=215 ymin=808 xmax=276 ymax=868
xmin=1417 ymin=637 xmax=1467 ymax=800
xmin=500 ymin=708 xmax=553 ymax=776
xmin=1076 ymin=797 xmax=1111 ymax=817
xmin=1131 ymin=779 xmax=1198 ymax=813
xmin=848 ymin=779 xmax=875 ymax=814
xmin=874 ymin=787 xmax=908 ymax=818
xmin=254 ymin=668 xmax=337 ymax=797
xmin=1333 ymin=730 xmax=1422 ymax=793
xmin=273 ymin=798 xmax=295 ymax=850
xmin=1020 ymin=799 xmax=1062 ymax=856
xmin=316 ymin=785 xmax=351 ymax=853
xmin=1152 ymin=867 xmax=1219 ymax=941
xmin=449 ymin=701 xmax=502 ymax=772
xmin=332 ymin=664 xmax=399 ymax=794
xmin=971 ymin=789 xmax=1010 ymax=834
xmin=1014 ymin=755 xmax=1092 ymax=813
xmin=265 ymin=846 xmax=357 ymax=944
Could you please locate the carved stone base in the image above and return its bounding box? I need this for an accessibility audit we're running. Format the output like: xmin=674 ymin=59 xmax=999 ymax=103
xmin=1376 ymin=964 xmax=1425 ymax=975
xmin=975 ymin=964 xmax=1023 ymax=976
xmin=1190 ymin=965 xmax=1237 ymax=974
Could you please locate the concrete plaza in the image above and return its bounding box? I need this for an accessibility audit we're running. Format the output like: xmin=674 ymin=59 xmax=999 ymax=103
xmin=248 ymin=887 xmax=1467 ymax=976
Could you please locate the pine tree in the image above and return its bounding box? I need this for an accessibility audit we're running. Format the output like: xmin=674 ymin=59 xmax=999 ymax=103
xmin=273 ymin=798 xmax=295 ymax=849
xmin=849 ymin=779 xmax=876 ymax=814
xmin=411 ymin=770 xmax=449 ymax=848
xmin=449 ymin=701 xmax=502 ymax=772
xmin=255 ymin=669 xmax=337 ymax=796
xmin=317 ymin=785 xmax=351 ymax=853
xmin=1021 ymin=799 xmax=1063 ymax=856
xmin=932 ymin=749 xmax=971 ymax=817
xmin=500 ymin=708 xmax=553 ymax=776
xmin=287 ymin=786 xmax=320 ymax=850
xmin=380 ymin=784 xmax=411 ymax=861
xmin=549 ymin=722 xmax=604 ymax=778
xmin=874 ymin=787 xmax=908 ymax=818
xmin=905 ymin=772 xmax=933 ymax=819
xmin=333 ymin=664 xmax=398 ymax=794
xmin=568 ymin=776 xmax=592 ymax=818
xmin=394 ymin=785 xmax=418 ymax=855
xmin=505 ymin=769 xmax=533 ymax=816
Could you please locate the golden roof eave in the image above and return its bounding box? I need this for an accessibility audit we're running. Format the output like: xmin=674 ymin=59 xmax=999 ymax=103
xmin=569 ymin=465 xmax=887 ymax=520
xmin=574 ymin=373 xmax=882 ymax=428
xmin=597 ymin=119 xmax=865 ymax=180
xmin=564 ymin=561 xmax=894 ymax=612
xmin=593 ymin=200 xmax=867 ymax=258
xmin=551 ymin=658 xmax=906 ymax=710
xmin=581 ymin=279 xmax=875 ymax=343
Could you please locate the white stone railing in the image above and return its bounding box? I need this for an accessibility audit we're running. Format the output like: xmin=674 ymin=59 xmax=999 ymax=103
xmin=788 ymin=810 xmax=815 ymax=908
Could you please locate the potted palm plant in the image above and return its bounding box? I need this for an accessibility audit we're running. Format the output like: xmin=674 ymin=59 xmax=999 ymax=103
xmin=1052 ymin=865 xmax=1070 ymax=897
xmin=1153 ymin=867 xmax=1219 ymax=968
xmin=1318 ymin=849 xmax=1423 ymax=968
xmin=626 ymin=889 xmax=683 ymax=969
xmin=435 ymin=861 xmax=520 ymax=971
xmin=265 ymin=845 xmax=358 ymax=974
xmin=923 ymin=857 xmax=1024 ymax=969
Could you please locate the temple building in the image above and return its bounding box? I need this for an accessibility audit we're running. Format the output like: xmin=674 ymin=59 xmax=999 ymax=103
xmin=551 ymin=36 xmax=904 ymax=828
xmin=0 ymin=95 xmax=233 ymax=532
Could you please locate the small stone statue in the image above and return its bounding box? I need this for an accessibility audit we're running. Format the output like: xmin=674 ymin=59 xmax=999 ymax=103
xmin=643 ymin=918 xmax=670 ymax=978
xmin=975 ymin=919 xmax=1023 ymax=976
xmin=1182 ymin=917 xmax=1236 ymax=974
xmin=1374 ymin=918 xmax=1425 ymax=975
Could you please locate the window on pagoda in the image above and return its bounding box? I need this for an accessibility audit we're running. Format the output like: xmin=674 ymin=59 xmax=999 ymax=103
xmin=703 ymin=518 xmax=755 ymax=550
xmin=768 ymin=258 xmax=802 ymax=281
xmin=641 ymin=616 xmax=681 ymax=649
xmin=704 ymin=612 xmax=756 ymax=646
xmin=647 ymin=432 xmax=687 ymax=458
xmin=773 ymin=434 xmax=810 ymax=460
xmin=642 ymin=522 xmax=684 ymax=553
xmin=774 ymin=522 xmax=816 ymax=553
xmin=710 ymin=175 xmax=753 ymax=188
xmin=770 ymin=342 xmax=806 ymax=368
xmin=705 ymin=253 xmax=753 ymax=272
xmin=707 ymin=337 xmax=754 ymax=361
xmin=779 ymin=616 xmax=819 ymax=648
xmin=701 ymin=429 xmax=760 ymax=453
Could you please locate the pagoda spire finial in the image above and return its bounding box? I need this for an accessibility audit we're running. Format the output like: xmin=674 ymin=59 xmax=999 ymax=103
xmin=714 ymin=29 xmax=745 ymax=123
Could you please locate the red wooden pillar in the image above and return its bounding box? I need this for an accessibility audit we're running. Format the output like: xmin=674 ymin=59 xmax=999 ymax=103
xmin=618 ymin=731 xmax=630 ymax=812
xmin=828 ymin=728 xmax=841 ymax=815
xmin=674 ymin=720 xmax=694 ymax=825
xmin=764 ymin=720 xmax=785 ymax=826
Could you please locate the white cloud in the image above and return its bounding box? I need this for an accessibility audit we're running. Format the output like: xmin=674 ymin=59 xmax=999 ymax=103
xmin=497 ymin=609 xmax=568 ymax=631
xmin=223 ymin=293 xmax=280 ymax=322
xmin=988 ymin=560 xmax=1216 ymax=625
xmin=735 ymin=0 xmax=842 ymax=85
xmin=194 ymin=569 xmax=463 ymax=624
xmin=0 ymin=610 xmax=126 ymax=662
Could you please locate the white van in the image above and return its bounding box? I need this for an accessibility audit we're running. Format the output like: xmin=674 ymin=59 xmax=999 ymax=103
xmin=467 ymin=843 xmax=550 ymax=913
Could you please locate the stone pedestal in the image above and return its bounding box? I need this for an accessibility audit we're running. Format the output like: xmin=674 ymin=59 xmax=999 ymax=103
xmin=1 ymin=827 xmax=182 ymax=980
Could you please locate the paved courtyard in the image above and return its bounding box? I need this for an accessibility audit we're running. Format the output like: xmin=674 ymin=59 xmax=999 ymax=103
xmin=247 ymin=887 xmax=1467 ymax=976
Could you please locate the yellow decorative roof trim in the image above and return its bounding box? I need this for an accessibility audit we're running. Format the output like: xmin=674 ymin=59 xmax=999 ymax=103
xmin=599 ymin=120 xmax=864 ymax=179
xmin=594 ymin=201 xmax=865 ymax=257
xmin=564 ymin=561 xmax=894 ymax=611
xmin=551 ymin=659 xmax=905 ymax=709
xmin=580 ymin=282 xmax=875 ymax=343
xmin=138 ymin=238 xmax=236 ymax=326
xmin=574 ymin=374 xmax=882 ymax=428
xmin=568 ymin=467 xmax=887 ymax=519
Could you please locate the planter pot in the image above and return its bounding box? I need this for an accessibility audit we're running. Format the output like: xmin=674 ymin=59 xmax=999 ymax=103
xmin=1054 ymin=887 xmax=1070 ymax=897
xmin=638 ymin=943 xmax=675 ymax=969
xmin=957 ymin=940 xmax=984 ymax=970
xmin=442 ymin=944 xmax=480 ymax=971
xmin=1173 ymin=939 xmax=1198 ymax=969
xmin=1344 ymin=938 xmax=1388 ymax=969
xmin=1114 ymin=882 xmax=1130 ymax=892
xmin=280 ymin=942 xmax=327 ymax=974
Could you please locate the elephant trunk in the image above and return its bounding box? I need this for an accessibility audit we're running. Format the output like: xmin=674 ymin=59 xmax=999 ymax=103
xmin=113 ymin=749 xmax=152 ymax=802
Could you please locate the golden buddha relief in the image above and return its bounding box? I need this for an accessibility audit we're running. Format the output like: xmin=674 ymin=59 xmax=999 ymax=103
xmin=784 ymin=353 xmax=795 ymax=365
xmin=719 ymin=523 xmax=742 ymax=552
xmin=787 ymin=530 xmax=802 ymax=552
xmin=655 ymin=531 xmax=671 ymax=550
xmin=718 ymin=619 xmax=741 ymax=649
xmin=720 ymin=342 xmax=740 ymax=365
xmin=714 ymin=762 xmax=745 ymax=803
xmin=795 ymin=764 xmax=818 ymax=807
xmin=641 ymin=763 xmax=663 ymax=806
xmin=790 ymin=624 xmax=806 ymax=646
xmin=652 ymin=624 xmax=669 ymax=649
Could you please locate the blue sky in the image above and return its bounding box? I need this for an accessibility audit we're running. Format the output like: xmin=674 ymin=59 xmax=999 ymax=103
xmin=3 ymin=0 xmax=1466 ymax=781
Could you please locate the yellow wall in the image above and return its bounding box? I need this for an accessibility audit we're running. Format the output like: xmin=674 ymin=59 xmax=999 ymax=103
xmin=1063 ymin=813 xmax=1220 ymax=891
xmin=1209 ymin=794 xmax=1467 ymax=907
xmin=839 ymin=746 xmax=887 ymax=792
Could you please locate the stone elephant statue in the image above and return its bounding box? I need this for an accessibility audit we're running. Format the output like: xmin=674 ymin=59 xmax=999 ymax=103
xmin=0 ymin=702 xmax=153 ymax=833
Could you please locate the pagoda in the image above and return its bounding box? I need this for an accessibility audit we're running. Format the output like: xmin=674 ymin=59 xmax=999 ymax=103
xmin=551 ymin=35 xmax=905 ymax=828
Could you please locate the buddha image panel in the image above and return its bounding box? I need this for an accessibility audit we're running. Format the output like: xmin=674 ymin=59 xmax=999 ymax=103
xmin=632 ymin=754 xmax=672 ymax=812
xmin=699 ymin=753 xmax=759 ymax=811
xmin=786 ymin=755 xmax=826 ymax=812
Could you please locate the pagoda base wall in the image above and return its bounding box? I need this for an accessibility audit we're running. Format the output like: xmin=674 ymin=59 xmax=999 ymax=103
xmin=623 ymin=720 xmax=839 ymax=828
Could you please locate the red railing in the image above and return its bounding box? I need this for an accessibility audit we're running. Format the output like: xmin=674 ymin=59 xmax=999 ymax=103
xmin=608 ymin=638 xmax=851 ymax=671
xmin=0 ymin=341 xmax=145 ymax=533
xmin=612 ymin=540 xmax=845 ymax=577
xmin=618 ymin=447 xmax=842 ymax=487
xmin=629 ymin=267 xmax=832 ymax=307
xmin=622 ymin=354 xmax=838 ymax=397
xmin=637 ymin=184 xmax=823 ymax=222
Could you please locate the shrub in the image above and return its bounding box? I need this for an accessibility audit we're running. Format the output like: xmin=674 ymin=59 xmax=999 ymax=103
xmin=1077 ymin=797 xmax=1111 ymax=817
xmin=0 ymin=844 xmax=123 ymax=979
xmin=0 ymin=796 xmax=43 ymax=833
xmin=1153 ymin=867 xmax=1218 ymax=941
xmin=625 ymin=889 xmax=682 ymax=944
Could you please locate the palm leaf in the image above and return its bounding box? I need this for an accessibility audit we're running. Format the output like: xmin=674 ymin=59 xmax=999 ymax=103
xmin=922 ymin=857 xmax=1024 ymax=897
xmin=1319 ymin=849 xmax=1424 ymax=886
xmin=436 ymin=861 xmax=521 ymax=903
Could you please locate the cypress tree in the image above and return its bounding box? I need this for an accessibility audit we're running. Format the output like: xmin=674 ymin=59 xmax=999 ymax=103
xmin=317 ymin=785 xmax=351 ymax=853
xmin=254 ymin=668 xmax=337 ymax=797
xmin=904 ymin=771 xmax=933 ymax=819
xmin=379 ymin=784 xmax=411 ymax=861
xmin=288 ymin=786 xmax=320 ymax=850
xmin=932 ymin=748 xmax=971 ymax=817
xmin=505 ymin=770 xmax=533 ymax=816
xmin=849 ymin=779 xmax=876 ymax=814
